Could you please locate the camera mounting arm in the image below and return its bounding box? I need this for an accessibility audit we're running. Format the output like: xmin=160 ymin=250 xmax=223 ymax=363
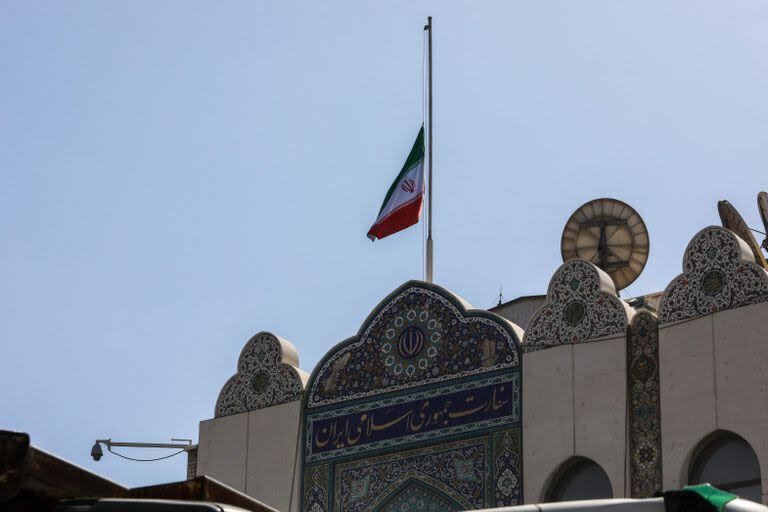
xmin=91 ymin=438 xmax=196 ymax=462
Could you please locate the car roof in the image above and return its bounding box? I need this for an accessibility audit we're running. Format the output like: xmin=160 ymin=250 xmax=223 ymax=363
xmin=56 ymin=498 xmax=254 ymax=512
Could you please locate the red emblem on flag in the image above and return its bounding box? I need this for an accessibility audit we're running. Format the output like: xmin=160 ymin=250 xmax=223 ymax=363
xmin=401 ymin=179 xmax=416 ymax=193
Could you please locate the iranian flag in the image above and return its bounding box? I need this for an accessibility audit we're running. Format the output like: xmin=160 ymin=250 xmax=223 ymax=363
xmin=367 ymin=127 xmax=425 ymax=241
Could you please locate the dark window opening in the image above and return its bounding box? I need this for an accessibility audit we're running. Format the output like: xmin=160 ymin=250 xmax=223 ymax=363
xmin=689 ymin=433 xmax=762 ymax=503
xmin=546 ymin=458 xmax=613 ymax=502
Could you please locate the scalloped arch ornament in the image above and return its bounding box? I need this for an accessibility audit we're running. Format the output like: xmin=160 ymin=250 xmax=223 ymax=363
xmin=215 ymin=331 xmax=307 ymax=417
xmin=306 ymin=281 xmax=522 ymax=408
xmin=659 ymin=226 xmax=768 ymax=324
xmin=524 ymin=259 xmax=634 ymax=352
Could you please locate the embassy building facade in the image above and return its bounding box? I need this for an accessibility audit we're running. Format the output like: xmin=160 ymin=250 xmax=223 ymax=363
xmin=194 ymin=198 xmax=768 ymax=512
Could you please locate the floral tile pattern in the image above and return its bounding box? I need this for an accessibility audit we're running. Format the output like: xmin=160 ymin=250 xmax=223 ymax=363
xmin=301 ymin=281 xmax=523 ymax=512
xmin=659 ymin=226 xmax=768 ymax=323
xmin=524 ymin=260 xmax=632 ymax=352
xmin=307 ymin=283 xmax=521 ymax=408
xmin=215 ymin=331 xmax=305 ymax=417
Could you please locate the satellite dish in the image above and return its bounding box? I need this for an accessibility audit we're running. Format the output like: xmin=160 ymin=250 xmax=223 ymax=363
xmin=758 ymin=191 xmax=768 ymax=251
xmin=717 ymin=199 xmax=767 ymax=269
xmin=561 ymin=198 xmax=649 ymax=291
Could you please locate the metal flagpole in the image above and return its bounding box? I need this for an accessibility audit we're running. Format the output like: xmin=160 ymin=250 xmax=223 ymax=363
xmin=425 ymin=16 xmax=434 ymax=283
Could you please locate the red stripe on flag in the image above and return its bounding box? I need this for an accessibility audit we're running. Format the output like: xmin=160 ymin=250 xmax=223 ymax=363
xmin=367 ymin=196 xmax=423 ymax=241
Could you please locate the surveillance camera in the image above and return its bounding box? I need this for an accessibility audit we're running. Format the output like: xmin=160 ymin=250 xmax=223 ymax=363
xmin=91 ymin=442 xmax=103 ymax=461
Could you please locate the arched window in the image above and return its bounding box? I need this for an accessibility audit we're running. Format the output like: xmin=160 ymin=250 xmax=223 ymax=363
xmin=689 ymin=432 xmax=762 ymax=503
xmin=545 ymin=457 xmax=613 ymax=502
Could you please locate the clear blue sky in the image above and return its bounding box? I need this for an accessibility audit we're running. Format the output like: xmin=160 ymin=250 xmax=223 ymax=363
xmin=1 ymin=1 xmax=766 ymax=488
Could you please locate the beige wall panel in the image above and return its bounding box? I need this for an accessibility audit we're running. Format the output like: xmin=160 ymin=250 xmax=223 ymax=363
xmin=573 ymin=336 xmax=627 ymax=498
xmin=492 ymin=296 xmax=546 ymax=331
xmin=196 ymin=412 xmax=248 ymax=491
xmin=659 ymin=316 xmax=716 ymax=489
xmin=245 ymin=401 xmax=302 ymax=512
xmin=713 ymin=302 xmax=768 ymax=503
xmin=523 ymin=344 xmax=575 ymax=502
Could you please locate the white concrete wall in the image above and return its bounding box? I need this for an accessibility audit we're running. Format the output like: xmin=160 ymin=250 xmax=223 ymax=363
xmin=197 ymin=400 xmax=302 ymax=512
xmin=658 ymin=314 xmax=716 ymax=491
xmin=523 ymin=335 xmax=627 ymax=503
xmin=573 ymin=337 xmax=627 ymax=498
xmin=659 ymin=301 xmax=768 ymax=504
xmin=524 ymin=344 xmax=574 ymax=502
xmin=246 ymin=400 xmax=302 ymax=512
xmin=197 ymin=412 xmax=248 ymax=491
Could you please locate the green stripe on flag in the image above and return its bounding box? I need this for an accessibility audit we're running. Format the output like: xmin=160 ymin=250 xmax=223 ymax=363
xmin=376 ymin=126 xmax=425 ymax=214
xmin=686 ymin=484 xmax=738 ymax=512
xmin=664 ymin=484 xmax=738 ymax=512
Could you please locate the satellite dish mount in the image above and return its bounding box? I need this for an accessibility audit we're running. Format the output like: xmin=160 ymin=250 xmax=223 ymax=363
xmin=561 ymin=198 xmax=650 ymax=292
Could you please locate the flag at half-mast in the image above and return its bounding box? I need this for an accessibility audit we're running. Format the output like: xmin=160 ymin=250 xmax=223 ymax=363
xmin=367 ymin=127 xmax=425 ymax=241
